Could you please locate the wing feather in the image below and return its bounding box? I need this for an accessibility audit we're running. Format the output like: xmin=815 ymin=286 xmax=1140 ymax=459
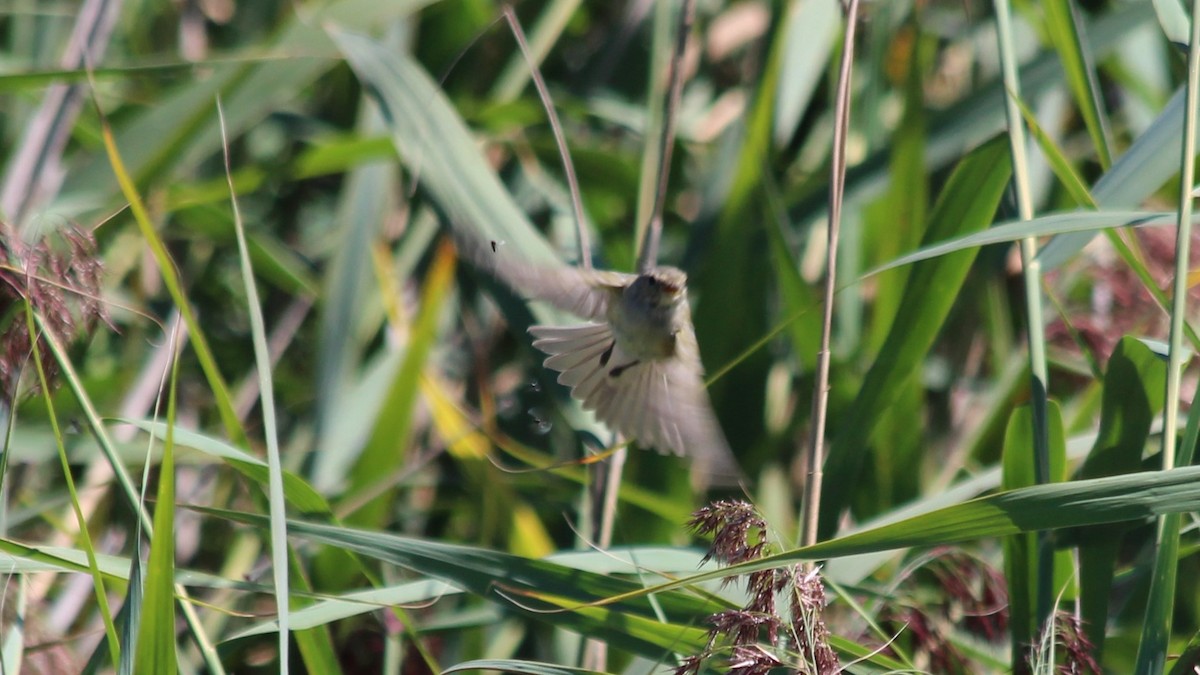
xmin=530 ymin=323 xmax=740 ymax=487
xmin=456 ymin=233 xmax=632 ymax=320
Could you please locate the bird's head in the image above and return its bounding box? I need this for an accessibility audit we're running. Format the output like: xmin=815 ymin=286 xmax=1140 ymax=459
xmin=630 ymin=266 xmax=687 ymax=309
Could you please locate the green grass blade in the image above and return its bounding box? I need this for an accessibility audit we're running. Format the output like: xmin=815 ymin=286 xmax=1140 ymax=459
xmin=341 ymin=242 xmax=455 ymax=529
xmin=574 ymin=463 xmax=1200 ymax=604
xmin=1044 ymin=0 xmax=1113 ymax=168
xmin=126 ymin=420 xmax=330 ymax=515
xmin=329 ymin=27 xmax=566 ymax=269
xmin=633 ymin=0 xmax=676 ymax=251
xmin=116 ymin=548 xmax=143 ymax=675
xmin=444 ymin=660 xmax=606 ymax=674
xmin=870 ymin=210 xmax=1183 ymax=274
xmin=773 ymin=0 xmax=839 ymax=147
xmin=194 ymin=507 xmax=721 ymax=659
xmin=133 ymin=336 xmax=179 ymax=675
xmin=1040 ymin=85 xmax=1193 ymax=269
xmin=1153 ymin=0 xmax=1191 ymax=49
xmin=313 ymin=105 xmax=397 ymax=489
xmin=98 ymin=107 xmax=246 ymax=447
xmin=689 ymin=11 xmax=788 ymax=456
xmin=23 ymin=305 xmax=121 ymax=666
xmin=220 ymin=100 xmax=291 ymax=673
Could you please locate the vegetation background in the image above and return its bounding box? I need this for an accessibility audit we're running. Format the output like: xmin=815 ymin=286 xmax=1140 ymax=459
xmin=4 ymin=0 xmax=1200 ymax=673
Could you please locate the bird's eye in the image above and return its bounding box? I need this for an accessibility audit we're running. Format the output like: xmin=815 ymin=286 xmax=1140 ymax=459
xmin=646 ymin=277 xmax=657 ymax=287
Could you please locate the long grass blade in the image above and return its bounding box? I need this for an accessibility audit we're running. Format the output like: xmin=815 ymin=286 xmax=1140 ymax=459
xmin=132 ymin=324 xmax=179 ymax=674
xmin=23 ymin=305 xmax=121 ymax=666
xmin=217 ymin=99 xmax=291 ymax=674
xmin=993 ymin=0 xmax=1055 ymax=638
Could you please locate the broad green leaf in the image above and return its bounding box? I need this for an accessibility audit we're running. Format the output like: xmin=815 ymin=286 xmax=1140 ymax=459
xmin=773 ymin=0 xmax=840 ymax=146
xmin=342 ymin=242 xmax=455 ymax=529
xmin=820 ymin=136 xmax=1012 ymax=535
xmin=1153 ymin=0 xmax=1191 ymax=49
xmin=1075 ymin=338 xmax=1168 ymax=659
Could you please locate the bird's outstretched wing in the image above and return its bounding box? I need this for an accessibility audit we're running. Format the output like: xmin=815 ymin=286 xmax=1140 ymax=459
xmin=452 ymin=230 xmax=631 ymax=320
xmin=530 ymin=322 xmax=740 ymax=488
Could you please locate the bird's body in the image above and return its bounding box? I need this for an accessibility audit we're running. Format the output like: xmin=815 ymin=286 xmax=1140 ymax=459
xmin=463 ymin=239 xmax=740 ymax=486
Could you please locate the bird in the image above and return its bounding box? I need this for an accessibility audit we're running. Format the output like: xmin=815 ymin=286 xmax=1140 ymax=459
xmin=462 ymin=237 xmax=741 ymax=487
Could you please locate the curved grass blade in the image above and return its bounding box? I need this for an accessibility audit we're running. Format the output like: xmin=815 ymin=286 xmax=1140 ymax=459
xmin=329 ymin=27 xmax=564 ymax=270
xmin=871 ymin=210 xmax=1187 ymax=276
xmin=573 ymin=462 xmax=1200 ymax=611
xmin=219 ymin=100 xmax=291 ymax=674
xmin=197 ymin=507 xmax=726 ymax=659
xmin=127 ymin=421 xmax=330 ymax=515
xmin=445 ymin=659 xmax=607 ymax=674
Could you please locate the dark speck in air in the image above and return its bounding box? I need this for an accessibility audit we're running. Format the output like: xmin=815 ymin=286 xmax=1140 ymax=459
xmin=527 ymin=407 xmax=552 ymax=435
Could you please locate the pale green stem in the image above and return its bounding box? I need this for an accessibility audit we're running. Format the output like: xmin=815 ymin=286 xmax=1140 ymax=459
xmin=992 ymin=0 xmax=1053 ymax=633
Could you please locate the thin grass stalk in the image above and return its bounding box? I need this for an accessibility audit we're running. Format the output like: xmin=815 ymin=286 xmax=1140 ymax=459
xmin=992 ymin=0 xmax=1054 ymax=633
xmin=633 ymin=0 xmax=674 ymax=255
xmin=1134 ymin=2 xmax=1200 ymax=671
xmin=635 ymin=0 xmax=695 ymax=274
xmin=494 ymin=0 xmax=582 ymax=102
xmin=218 ymin=99 xmax=290 ymax=675
xmin=501 ymin=5 xmax=591 ymax=270
xmin=800 ymin=0 xmax=859 ymax=548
